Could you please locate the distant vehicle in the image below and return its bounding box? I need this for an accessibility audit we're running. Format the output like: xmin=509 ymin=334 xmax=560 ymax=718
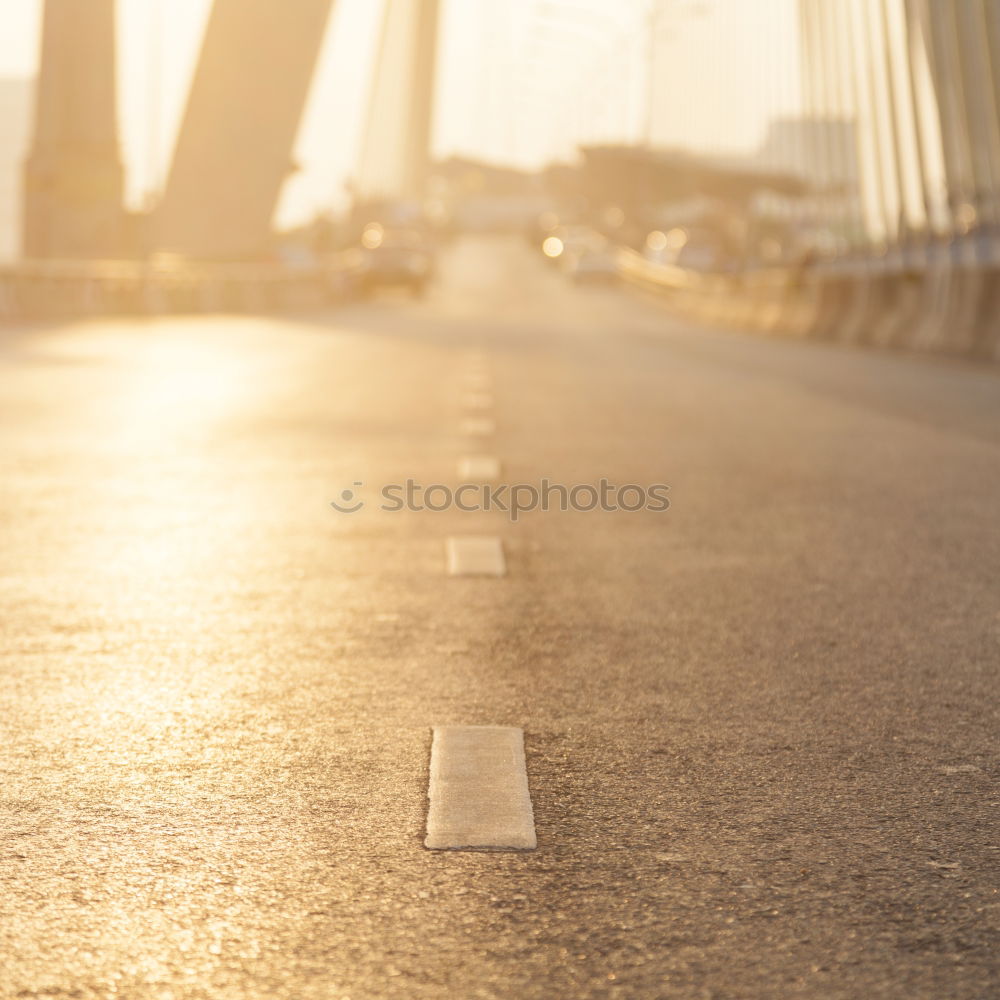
xmin=564 ymin=245 xmax=620 ymax=284
xmin=541 ymin=226 xmax=619 ymax=284
xmin=355 ymin=224 xmax=434 ymax=297
xmin=541 ymin=225 xmax=603 ymax=264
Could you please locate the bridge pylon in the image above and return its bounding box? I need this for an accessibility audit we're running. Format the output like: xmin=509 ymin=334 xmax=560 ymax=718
xmin=23 ymin=0 xmax=124 ymax=259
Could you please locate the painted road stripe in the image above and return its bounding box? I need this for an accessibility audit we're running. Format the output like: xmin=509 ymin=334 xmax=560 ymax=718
xmin=457 ymin=455 xmax=501 ymax=481
xmin=463 ymin=392 xmax=494 ymax=410
xmin=446 ymin=536 xmax=506 ymax=576
xmin=425 ymin=726 xmax=536 ymax=850
xmin=460 ymin=417 xmax=496 ymax=436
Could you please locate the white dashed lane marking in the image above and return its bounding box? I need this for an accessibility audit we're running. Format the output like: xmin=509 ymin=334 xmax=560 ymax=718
xmin=457 ymin=455 xmax=502 ymax=481
xmin=446 ymin=536 xmax=506 ymax=576
xmin=463 ymin=392 xmax=494 ymax=410
xmin=425 ymin=726 xmax=537 ymax=850
xmin=460 ymin=417 xmax=496 ymax=436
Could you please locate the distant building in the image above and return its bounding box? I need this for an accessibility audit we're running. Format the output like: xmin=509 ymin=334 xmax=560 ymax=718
xmin=0 ymin=77 xmax=33 ymax=261
xmin=757 ymin=116 xmax=858 ymax=186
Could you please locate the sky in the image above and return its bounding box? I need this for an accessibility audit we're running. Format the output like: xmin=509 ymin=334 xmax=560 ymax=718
xmin=0 ymin=0 xmax=802 ymax=227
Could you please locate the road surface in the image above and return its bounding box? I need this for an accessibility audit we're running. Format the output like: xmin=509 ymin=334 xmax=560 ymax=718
xmin=1 ymin=237 xmax=998 ymax=999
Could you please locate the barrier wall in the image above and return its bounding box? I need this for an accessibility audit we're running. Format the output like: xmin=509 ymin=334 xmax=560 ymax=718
xmin=616 ymin=248 xmax=1000 ymax=363
xmin=0 ymin=255 xmax=364 ymax=323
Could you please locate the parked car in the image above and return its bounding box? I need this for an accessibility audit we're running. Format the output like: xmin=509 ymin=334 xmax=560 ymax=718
xmin=563 ymin=244 xmax=620 ymax=284
xmin=357 ymin=224 xmax=434 ymax=297
xmin=540 ymin=224 xmax=604 ymax=264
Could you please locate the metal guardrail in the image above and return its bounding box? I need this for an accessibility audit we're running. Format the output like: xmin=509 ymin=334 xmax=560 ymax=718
xmin=0 ymin=253 xmax=366 ymax=322
xmin=615 ymin=246 xmax=1000 ymax=361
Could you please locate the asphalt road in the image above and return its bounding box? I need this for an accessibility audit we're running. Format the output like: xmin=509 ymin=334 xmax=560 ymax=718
xmin=1 ymin=237 xmax=998 ymax=999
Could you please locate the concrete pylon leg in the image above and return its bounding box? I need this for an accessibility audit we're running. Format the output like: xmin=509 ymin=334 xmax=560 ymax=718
xmin=156 ymin=0 xmax=334 ymax=259
xmin=23 ymin=0 xmax=124 ymax=259
xmin=354 ymin=0 xmax=440 ymax=209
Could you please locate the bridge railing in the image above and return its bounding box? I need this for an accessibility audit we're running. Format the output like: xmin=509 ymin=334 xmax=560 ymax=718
xmin=615 ymin=246 xmax=1000 ymax=362
xmin=0 ymin=253 xmax=366 ymax=322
